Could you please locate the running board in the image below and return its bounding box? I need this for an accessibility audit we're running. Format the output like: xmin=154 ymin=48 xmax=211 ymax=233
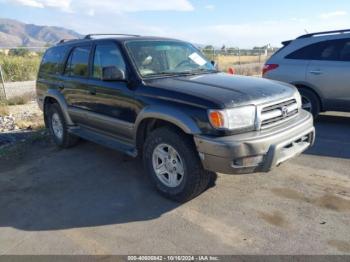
xmin=68 ymin=126 xmax=137 ymax=157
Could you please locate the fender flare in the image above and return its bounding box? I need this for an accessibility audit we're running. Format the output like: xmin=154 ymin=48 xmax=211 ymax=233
xmin=133 ymin=105 xmax=202 ymax=140
xmin=44 ymin=89 xmax=74 ymax=125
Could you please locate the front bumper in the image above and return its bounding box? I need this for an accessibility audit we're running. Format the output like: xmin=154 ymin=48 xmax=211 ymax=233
xmin=194 ymin=110 xmax=315 ymax=174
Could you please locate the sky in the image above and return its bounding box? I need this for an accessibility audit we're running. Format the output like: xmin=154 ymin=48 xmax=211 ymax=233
xmin=0 ymin=0 xmax=350 ymax=47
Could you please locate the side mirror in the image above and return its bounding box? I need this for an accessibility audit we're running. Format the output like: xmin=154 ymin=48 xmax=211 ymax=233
xmin=102 ymin=66 xmax=126 ymax=81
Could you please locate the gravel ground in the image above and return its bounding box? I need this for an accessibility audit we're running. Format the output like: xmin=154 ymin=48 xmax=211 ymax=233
xmin=0 ymin=101 xmax=44 ymax=147
xmin=0 ymin=112 xmax=349 ymax=255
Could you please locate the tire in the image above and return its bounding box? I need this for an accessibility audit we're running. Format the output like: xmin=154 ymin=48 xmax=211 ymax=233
xmin=47 ymin=103 xmax=79 ymax=148
xmin=298 ymin=88 xmax=320 ymax=119
xmin=143 ymin=127 xmax=211 ymax=202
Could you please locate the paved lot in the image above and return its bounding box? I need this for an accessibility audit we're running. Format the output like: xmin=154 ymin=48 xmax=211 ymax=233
xmin=0 ymin=112 xmax=349 ymax=255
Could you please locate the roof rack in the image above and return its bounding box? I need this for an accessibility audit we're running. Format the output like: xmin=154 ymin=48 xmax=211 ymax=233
xmin=297 ymin=29 xmax=350 ymax=39
xmin=58 ymin=38 xmax=82 ymax=44
xmin=281 ymin=40 xmax=292 ymax=46
xmin=84 ymin=34 xmax=141 ymax=39
xmin=58 ymin=39 xmax=77 ymax=44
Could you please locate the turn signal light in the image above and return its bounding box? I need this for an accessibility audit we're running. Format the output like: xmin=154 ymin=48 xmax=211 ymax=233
xmin=209 ymin=111 xmax=225 ymax=128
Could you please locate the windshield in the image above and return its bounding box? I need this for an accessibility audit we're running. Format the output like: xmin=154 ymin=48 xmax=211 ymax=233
xmin=125 ymin=40 xmax=216 ymax=77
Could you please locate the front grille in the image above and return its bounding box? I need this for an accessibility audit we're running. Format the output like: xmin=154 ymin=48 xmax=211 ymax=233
xmin=260 ymin=99 xmax=298 ymax=128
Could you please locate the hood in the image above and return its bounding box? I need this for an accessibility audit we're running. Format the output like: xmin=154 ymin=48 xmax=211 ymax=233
xmin=145 ymin=73 xmax=296 ymax=108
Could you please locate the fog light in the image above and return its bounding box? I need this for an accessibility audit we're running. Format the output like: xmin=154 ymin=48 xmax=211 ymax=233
xmin=233 ymin=155 xmax=264 ymax=167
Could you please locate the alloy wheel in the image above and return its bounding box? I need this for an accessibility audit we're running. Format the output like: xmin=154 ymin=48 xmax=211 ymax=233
xmin=152 ymin=143 xmax=185 ymax=188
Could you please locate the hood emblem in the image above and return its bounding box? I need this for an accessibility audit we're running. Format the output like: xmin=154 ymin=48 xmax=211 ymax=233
xmin=281 ymin=106 xmax=289 ymax=118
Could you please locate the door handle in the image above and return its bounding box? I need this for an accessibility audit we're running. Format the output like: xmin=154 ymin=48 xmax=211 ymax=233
xmin=309 ymin=70 xmax=323 ymax=75
xmin=89 ymin=88 xmax=96 ymax=95
xmin=58 ymin=83 xmax=64 ymax=90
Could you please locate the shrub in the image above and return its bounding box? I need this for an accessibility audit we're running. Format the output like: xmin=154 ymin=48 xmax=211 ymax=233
xmin=8 ymin=48 xmax=30 ymax=57
xmin=0 ymin=55 xmax=41 ymax=82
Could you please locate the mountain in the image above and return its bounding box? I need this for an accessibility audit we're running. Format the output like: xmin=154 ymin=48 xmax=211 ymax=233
xmin=0 ymin=18 xmax=82 ymax=47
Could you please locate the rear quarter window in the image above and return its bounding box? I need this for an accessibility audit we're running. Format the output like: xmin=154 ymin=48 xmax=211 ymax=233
xmin=64 ymin=46 xmax=91 ymax=78
xmin=285 ymin=39 xmax=348 ymax=61
xmin=285 ymin=42 xmax=325 ymax=60
xmin=40 ymin=46 xmax=68 ymax=75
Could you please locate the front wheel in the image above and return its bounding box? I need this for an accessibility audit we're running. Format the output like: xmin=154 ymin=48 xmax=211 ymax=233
xmin=298 ymin=88 xmax=320 ymax=119
xmin=143 ymin=127 xmax=211 ymax=202
xmin=47 ymin=103 xmax=79 ymax=148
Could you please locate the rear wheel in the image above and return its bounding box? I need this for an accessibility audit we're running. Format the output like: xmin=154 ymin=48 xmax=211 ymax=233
xmin=143 ymin=127 xmax=211 ymax=202
xmin=47 ymin=103 xmax=79 ymax=148
xmin=298 ymin=88 xmax=320 ymax=119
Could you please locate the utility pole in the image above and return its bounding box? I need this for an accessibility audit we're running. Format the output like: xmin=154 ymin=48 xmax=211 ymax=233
xmin=0 ymin=64 xmax=6 ymax=101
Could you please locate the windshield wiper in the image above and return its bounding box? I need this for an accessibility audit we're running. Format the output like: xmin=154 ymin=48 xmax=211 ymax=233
xmin=144 ymin=69 xmax=219 ymax=78
xmin=188 ymin=68 xmax=219 ymax=74
xmin=144 ymin=72 xmax=177 ymax=77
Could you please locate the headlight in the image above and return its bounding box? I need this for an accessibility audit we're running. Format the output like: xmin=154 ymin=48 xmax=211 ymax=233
xmin=295 ymin=91 xmax=302 ymax=109
xmin=208 ymin=106 xmax=256 ymax=131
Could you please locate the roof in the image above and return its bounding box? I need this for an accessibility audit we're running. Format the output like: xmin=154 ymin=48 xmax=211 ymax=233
xmin=56 ymin=34 xmax=182 ymax=47
xmin=281 ymin=28 xmax=350 ymax=47
xmin=296 ymin=28 xmax=350 ymax=39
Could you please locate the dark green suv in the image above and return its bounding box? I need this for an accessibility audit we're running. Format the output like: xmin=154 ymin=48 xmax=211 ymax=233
xmin=37 ymin=34 xmax=315 ymax=202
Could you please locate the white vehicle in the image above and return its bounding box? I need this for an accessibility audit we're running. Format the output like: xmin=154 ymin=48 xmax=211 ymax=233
xmin=263 ymin=29 xmax=350 ymax=118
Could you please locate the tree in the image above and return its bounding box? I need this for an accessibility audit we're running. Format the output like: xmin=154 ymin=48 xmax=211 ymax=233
xmin=203 ymin=45 xmax=214 ymax=50
xmin=8 ymin=48 xmax=30 ymax=57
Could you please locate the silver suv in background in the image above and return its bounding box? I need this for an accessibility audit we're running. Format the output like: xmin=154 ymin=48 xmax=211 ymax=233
xmin=263 ymin=29 xmax=350 ymax=118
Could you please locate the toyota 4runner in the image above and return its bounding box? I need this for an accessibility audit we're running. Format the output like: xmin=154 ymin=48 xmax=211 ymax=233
xmin=37 ymin=34 xmax=315 ymax=202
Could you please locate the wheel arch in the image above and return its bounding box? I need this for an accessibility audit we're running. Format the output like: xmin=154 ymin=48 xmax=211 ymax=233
xmin=291 ymin=82 xmax=324 ymax=111
xmin=134 ymin=106 xmax=201 ymax=154
xmin=43 ymin=89 xmax=74 ymax=126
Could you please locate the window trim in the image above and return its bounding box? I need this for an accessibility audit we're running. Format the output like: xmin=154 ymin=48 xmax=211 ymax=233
xmin=90 ymin=40 xmax=128 ymax=81
xmin=63 ymin=44 xmax=92 ymax=79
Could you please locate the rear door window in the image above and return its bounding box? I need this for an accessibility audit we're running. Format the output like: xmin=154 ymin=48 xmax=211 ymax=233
xmin=286 ymin=41 xmax=327 ymax=60
xmin=286 ymin=39 xmax=344 ymax=61
xmin=65 ymin=46 xmax=91 ymax=77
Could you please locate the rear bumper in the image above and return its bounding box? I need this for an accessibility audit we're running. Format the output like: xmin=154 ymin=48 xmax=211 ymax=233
xmin=194 ymin=110 xmax=315 ymax=174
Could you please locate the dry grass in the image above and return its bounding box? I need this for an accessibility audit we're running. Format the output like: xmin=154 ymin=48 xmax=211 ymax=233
xmin=0 ymin=104 xmax=9 ymax=116
xmin=15 ymin=119 xmax=45 ymax=130
xmin=4 ymin=92 xmax=34 ymax=106
xmin=217 ymin=55 xmax=263 ymax=65
xmin=234 ymin=64 xmax=264 ymax=76
xmin=216 ymin=55 xmax=267 ymax=72
xmin=0 ymin=55 xmax=41 ymax=82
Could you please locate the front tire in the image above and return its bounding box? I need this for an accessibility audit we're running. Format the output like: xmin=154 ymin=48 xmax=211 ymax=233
xmin=143 ymin=127 xmax=211 ymax=202
xmin=47 ymin=103 xmax=79 ymax=148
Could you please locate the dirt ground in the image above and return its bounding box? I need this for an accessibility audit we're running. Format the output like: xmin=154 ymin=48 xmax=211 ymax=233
xmin=8 ymin=101 xmax=44 ymax=130
xmin=0 ymin=112 xmax=349 ymax=255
